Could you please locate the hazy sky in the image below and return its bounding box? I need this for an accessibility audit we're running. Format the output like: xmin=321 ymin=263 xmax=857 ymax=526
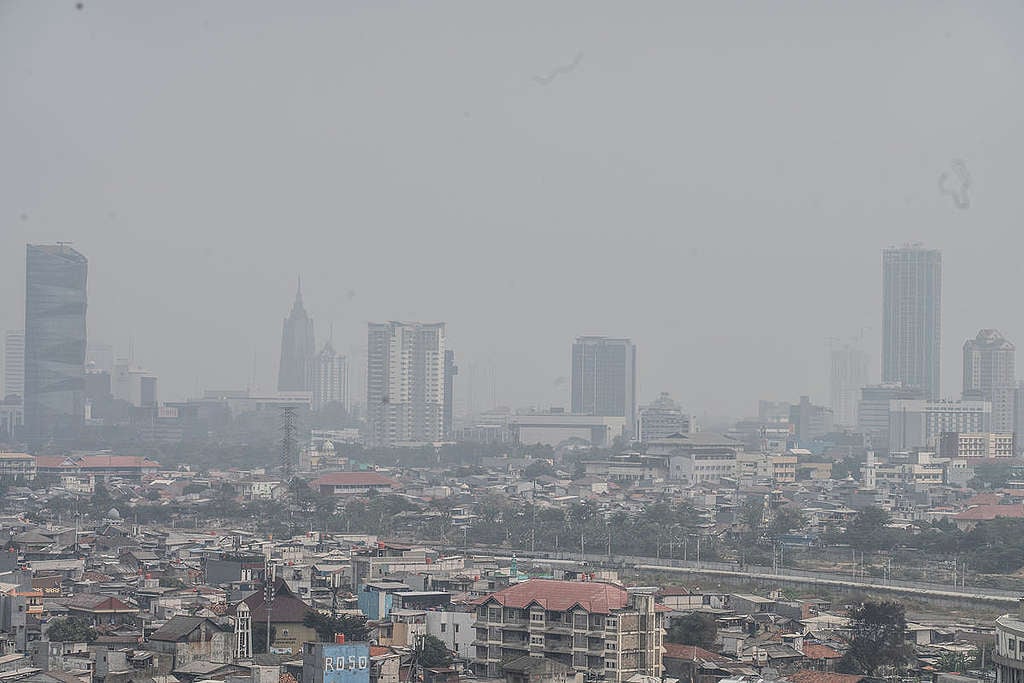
xmin=2 ymin=1 xmax=1023 ymax=419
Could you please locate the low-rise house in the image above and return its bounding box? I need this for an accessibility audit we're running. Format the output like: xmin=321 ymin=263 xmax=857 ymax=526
xmin=145 ymin=616 xmax=233 ymax=668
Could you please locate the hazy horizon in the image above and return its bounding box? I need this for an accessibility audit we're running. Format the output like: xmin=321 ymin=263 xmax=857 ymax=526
xmin=3 ymin=1 xmax=1024 ymax=419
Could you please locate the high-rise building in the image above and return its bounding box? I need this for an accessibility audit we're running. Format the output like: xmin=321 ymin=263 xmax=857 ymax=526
xmin=857 ymin=383 xmax=925 ymax=451
xmin=2 ymin=330 xmax=24 ymax=401
xmin=789 ymin=395 xmax=834 ymax=444
xmin=637 ymin=392 xmax=692 ymax=441
xmin=277 ymin=281 xmax=315 ymax=392
xmin=830 ymin=345 xmax=869 ymax=428
xmin=889 ymin=399 xmax=991 ymax=452
xmin=24 ymin=244 xmax=88 ymax=446
xmin=112 ymin=360 xmax=158 ymax=407
xmin=443 ymin=349 xmax=457 ymax=439
xmin=963 ymin=329 xmax=1016 ymax=434
xmin=882 ymin=244 xmax=942 ymax=399
xmin=310 ymin=340 xmax=347 ymax=412
xmin=570 ymin=336 xmax=637 ymax=433
xmin=367 ymin=322 xmax=446 ymax=445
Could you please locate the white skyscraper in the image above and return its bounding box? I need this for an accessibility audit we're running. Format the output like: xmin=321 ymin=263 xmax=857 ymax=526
xmin=311 ymin=341 xmax=347 ymax=412
xmin=367 ymin=322 xmax=446 ymax=445
xmin=830 ymin=345 xmax=869 ymax=428
xmin=3 ymin=330 xmax=25 ymax=401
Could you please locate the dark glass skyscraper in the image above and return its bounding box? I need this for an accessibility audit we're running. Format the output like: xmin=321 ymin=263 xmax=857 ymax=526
xmin=277 ymin=281 xmax=315 ymax=392
xmin=882 ymin=245 xmax=942 ymax=400
xmin=24 ymin=244 xmax=88 ymax=446
xmin=571 ymin=336 xmax=637 ymax=434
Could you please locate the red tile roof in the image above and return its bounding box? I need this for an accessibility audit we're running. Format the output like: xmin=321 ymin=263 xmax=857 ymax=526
xmin=78 ymin=455 xmax=159 ymax=469
xmin=783 ymin=671 xmax=864 ymax=683
xmin=802 ymin=644 xmax=843 ymax=660
xmin=952 ymin=504 xmax=1024 ymax=521
xmin=314 ymin=472 xmax=401 ymax=488
xmin=477 ymin=579 xmax=629 ymax=614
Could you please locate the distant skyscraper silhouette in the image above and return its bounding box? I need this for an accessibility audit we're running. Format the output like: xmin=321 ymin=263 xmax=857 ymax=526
xmin=830 ymin=345 xmax=869 ymax=428
xmin=277 ymin=280 xmax=315 ymax=392
xmin=367 ymin=321 xmax=447 ymax=444
xmin=24 ymin=244 xmax=88 ymax=446
xmin=882 ymin=245 xmax=941 ymax=399
xmin=3 ymin=330 xmax=24 ymax=401
xmin=963 ymin=329 xmax=1015 ymax=434
xmin=571 ymin=336 xmax=637 ymax=434
xmin=311 ymin=339 xmax=346 ymax=411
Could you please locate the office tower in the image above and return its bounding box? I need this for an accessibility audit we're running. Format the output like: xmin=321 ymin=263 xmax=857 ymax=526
xmin=311 ymin=340 xmax=347 ymax=412
xmin=570 ymin=336 xmax=637 ymax=433
xmin=24 ymin=244 xmax=88 ymax=445
xmin=277 ymin=281 xmax=315 ymax=392
xmin=963 ymin=329 xmax=1016 ymax=434
xmin=2 ymin=331 xmax=24 ymax=401
xmin=789 ymin=395 xmax=834 ymax=444
xmin=888 ymin=399 xmax=991 ymax=452
xmin=637 ymin=392 xmax=692 ymax=441
xmin=830 ymin=345 xmax=869 ymax=428
xmin=882 ymin=244 xmax=942 ymax=399
xmin=367 ymin=322 xmax=446 ymax=445
xmin=857 ymin=383 xmax=925 ymax=451
xmin=112 ymin=360 xmax=158 ymax=407
xmin=443 ymin=349 xmax=457 ymax=439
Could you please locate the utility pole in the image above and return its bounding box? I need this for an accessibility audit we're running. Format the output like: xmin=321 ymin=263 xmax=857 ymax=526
xmin=264 ymin=562 xmax=275 ymax=654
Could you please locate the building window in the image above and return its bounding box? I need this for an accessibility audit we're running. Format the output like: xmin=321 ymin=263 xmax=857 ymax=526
xmin=605 ymin=661 xmax=616 ymax=669
xmin=531 ymin=636 xmax=544 ymax=646
xmin=455 ymin=624 xmax=460 ymax=633
xmin=441 ymin=623 xmax=446 ymax=633
xmin=531 ymin=612 xmax=544 ymax=622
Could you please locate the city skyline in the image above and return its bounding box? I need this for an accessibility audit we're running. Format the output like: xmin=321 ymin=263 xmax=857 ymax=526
xmin=4 ymin=2 xmax=1024 ymax=418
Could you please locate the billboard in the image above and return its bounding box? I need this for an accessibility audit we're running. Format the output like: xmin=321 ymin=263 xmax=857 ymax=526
xmin=320 ymin=643 xmax=371 ymax=683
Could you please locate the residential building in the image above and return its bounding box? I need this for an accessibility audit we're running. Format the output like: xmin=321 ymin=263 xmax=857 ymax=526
xmin=146 ymin=616 xmax=233 ymax=668
xmin=571 ymin=337 xmax=637 ymax=435
xmin=882 ymin=244 xmax=942 ymax=399
xmin=830 ymin=345 xmax=869 ymax=428
xmin=24 ymin=244 xmax=88 ymax=446
xmin=426 ymin=610 xmax=475 ymax=661
xmin=939 ymin=432 xmax=1014 ymax=458
xmin=311 ymin=340 xmax=347 ymax=412
xmin=637 ymin=392 xmax=692 ymax=442
xmin=963 ymin=329 xmax=1016 ymax=434
xmin=0 ymin=453 xmax=35 ymax=480
xmin=443 ymin=349 xmax=457 ymax=440
xmin=995 ymin=604 xmax=1024 ymax=683
xmin=367 ymin=322 xmax=447 ymax=444
xmin=857 ymin=383 xmax=925 ymax=451
xmin=889 ymin=399 xmax=991 ymax=451
xmin=278 ymin=281 xmax=315 ymax=392
xmin=471 ymin=579 xmax=663 ymax=682
xmin=789 ymin=396 xmax=833 ymax=445
xmin=232 ymin=578 xmax=316 ymax=655
xmin=2 ymin=331 xmax=24 ymax=401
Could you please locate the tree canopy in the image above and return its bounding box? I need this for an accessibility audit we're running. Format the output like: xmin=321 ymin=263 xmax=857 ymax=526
xmin=837 ymin=601 xmax=910 ymax=675
xmin=666 ymin=612 xmax=717 ymax=649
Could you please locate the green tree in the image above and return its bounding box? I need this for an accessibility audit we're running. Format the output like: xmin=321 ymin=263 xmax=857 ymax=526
xmin=523 ymin=459 xmax=556 ymax=480
xmin=843 ymin=506 xmax=893 ymax=552
xmin=837 ymin=601 xmax=910 ymax=675
xmin=252 ymin=623 xmax=277 ymax=654
xmin=303 ymin=611 xmax=370 ymax=642
xmin=769 ymin=505 xmax=807 ymax=535
xmin=416 ymin=634 xmax=452 ymax=668
xmin=666 ymin=613 xmax=717 ymax=649
xmin=45 ymin=616 xmax=98 ymax=643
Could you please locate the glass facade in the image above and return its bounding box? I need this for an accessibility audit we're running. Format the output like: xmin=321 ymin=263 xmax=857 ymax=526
xmin=24 ymin=244 xmax=88 ymax=446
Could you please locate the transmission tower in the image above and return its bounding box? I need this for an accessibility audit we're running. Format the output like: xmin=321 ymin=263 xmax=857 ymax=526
xmin=280 ymin=405 xmax=297 ymax=480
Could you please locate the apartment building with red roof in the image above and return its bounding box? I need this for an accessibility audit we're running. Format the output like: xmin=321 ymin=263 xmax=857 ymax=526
xmin=471 ymin=579 xmax=663 ymax=682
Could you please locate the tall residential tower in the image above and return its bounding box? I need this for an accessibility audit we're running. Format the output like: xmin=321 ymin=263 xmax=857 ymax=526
xmin=963 ymin=329 xmax=1015 ymax=434
xmin=830 ymin=344 xmax=869 ymax=428
xmin=24 ymin=244 xmax=88 ymax=446
xmin=882 ymin=245 xmax=942 ymax=399
xmin=367 ymin=322 xmax=447 ymax=444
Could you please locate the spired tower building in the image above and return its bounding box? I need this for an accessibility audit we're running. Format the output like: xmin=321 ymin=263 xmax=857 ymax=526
xmin=277 ymin=281 xmax=315 ymax=392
